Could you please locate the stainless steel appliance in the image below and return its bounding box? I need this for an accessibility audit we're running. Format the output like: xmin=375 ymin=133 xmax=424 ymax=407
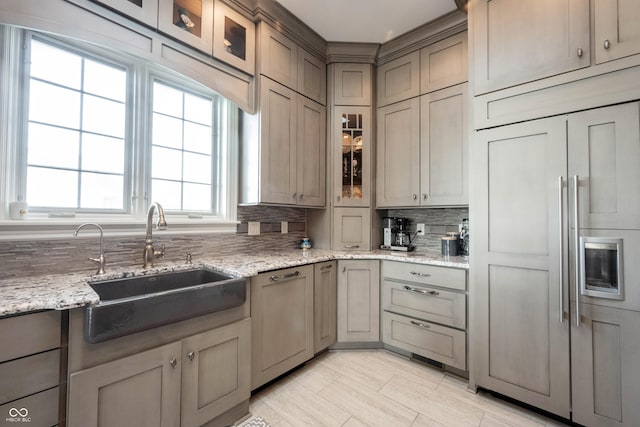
xmin=579 ymin=237 xmax=623 ymax=300
xmin=380 ymin=217 xmax=415 ymax=252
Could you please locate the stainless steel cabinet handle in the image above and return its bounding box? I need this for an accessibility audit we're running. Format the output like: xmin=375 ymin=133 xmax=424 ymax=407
xmin=577 ymin=48 xmax=583 ymax=57
xmin=422 ymin=194 xmax=427 ymax=200
xmin=410 ymin=320 xmax=431 ymax=329
xmin=403 ymin=285 xmax=439 ymax=296
xmin=573 ymin=175 xmax=580 ymax=326
xmin=187 ymin=351 xmax=195 ymax=361
xmin=604 ymin=39 xmax=610 ymax=50
xmin=299 ymin=194 xmax=304 ymax=199
xmin=344 ymin=244 xmax=360 ymax=249
xmin=413 ymin=194 xmax=418 ymax=200
xmin=320 ymin=265 xmax=333 ymax=271
xmin=270 ymin=271 xmax=300 ymax=281
xmin=558 ymin=176 xmax=564 ymax=324
xmin=169 ymin=358 xmax=177 ymax=368
xmin=410 ymin=271 xmax=431 ymax=277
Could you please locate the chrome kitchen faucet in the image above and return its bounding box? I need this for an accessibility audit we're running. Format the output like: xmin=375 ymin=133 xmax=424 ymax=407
xmin=143 ymin=202 xmax=167 ymax=269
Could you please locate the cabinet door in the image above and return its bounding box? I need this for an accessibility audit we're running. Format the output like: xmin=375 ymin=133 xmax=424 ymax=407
xmin=472 ymin=0 xmax=589 ymax=94
xmin=297 ymin=96 xmax=326 ymax=207
xmin=420 ymin=31 xmax=467 ymax=94
xmin=314 ymin=261 xmax=337 ymax=352
xmin=472 ymin=117 xmax=571 ymax=418
xmin=420 ymin=83 xmax=468 ymax=206
xmin=260 ymin=23 xmax=298 ymax=89
xmin=158 ymin=0 xmax=214 ymax=54
xmin=212 ymin=0 xmax=256 ymax=76
xmin=259 ymin=77 xmax=298 ymax=205
xmin=568 ymin=102 xmax=640 ymax=230
xmin=332 ymin=207 xmax=371 ymax=251
xmin=377 ymin=98 xmax=420 ymax=207
xmin=68 ymin=342 xmax=182 ymax=427
xmin=298 ymin=48 xmax=326 ymax=105
xmin=90 ymin=0 xmax=158 ymax=27
xmin=377 ymin=51 xmax=420 ymax=107
xmin=595 ymin=0 xmax=640 ymax=64
xmin=181 ymin=318 xmax=251 ymax=427
xmin=333 ymin=63 xmax=372 ymax=106
xmin=337 ymin=260 xmax=380 ymax=342
xmin=251 ymin=265 xmax=314 ymax=389
xmin=571 ymin=304 xmax=640 ymax=427
xmin=334 ymin=107 xmax=371 ymax=207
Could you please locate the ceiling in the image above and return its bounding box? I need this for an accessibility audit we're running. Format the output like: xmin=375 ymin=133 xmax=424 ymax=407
xmin=273 ymin=0 xmax=459 ymax=44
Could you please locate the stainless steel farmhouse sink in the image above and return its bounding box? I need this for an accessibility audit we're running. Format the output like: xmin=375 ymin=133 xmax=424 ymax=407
xmin=85 ymin=268 xmax=246 ymax=343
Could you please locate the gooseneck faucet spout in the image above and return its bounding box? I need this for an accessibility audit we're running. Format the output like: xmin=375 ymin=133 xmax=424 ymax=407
xmin=73 ymin=223 xmax=106 ymax=275
xmin=143 ymin=202 xmax=167 ymax=269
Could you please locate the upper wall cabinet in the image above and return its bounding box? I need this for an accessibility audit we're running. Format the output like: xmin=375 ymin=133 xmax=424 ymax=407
xmin=90 ymin=0 xmax=159 ymax=27
xmin=594 ymin=0 xmax=640 ymax=64
xmin=420 ymin=31 xmax=467 ymax=94
xmin=212 ymin=0 xmax=255 ymax=75
xmin=377 ymin=51 xmax=420 ymax=107
xmin=472 ymin=0 xmax=589 ymax=95
xmin=333 ymin=63 xmax=372 ymax=106
xmin=158 ymin=0 xmax=214 ymax=54
xmin=260 ymin=23 xmax=326 ymax=105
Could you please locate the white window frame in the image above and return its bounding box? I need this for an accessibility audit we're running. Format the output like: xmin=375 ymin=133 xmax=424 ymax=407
xmin=0 ymin=27 xmax=238 ymax=239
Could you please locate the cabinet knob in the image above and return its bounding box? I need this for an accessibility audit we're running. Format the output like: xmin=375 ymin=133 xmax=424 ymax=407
xmin=169 ymin=358 xmax=177 ymax=368
xmin=299 ymin=194 xmax=304 ymax=199
xmin=412 ymin=194 xmax=417 ymax=200
xmin=187 ymin=351 xmax=195 ymax=361
xmin=604 ymin=40 xmax=611 ymax=50
xmin=422 ymin=194 xmax=428 ymax=200
xmin=577 ymin=47 xmax=583 ymax=57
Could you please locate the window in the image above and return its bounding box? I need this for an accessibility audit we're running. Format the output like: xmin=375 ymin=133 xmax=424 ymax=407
xmin=1 ymin=29 xmax=236 ymax=231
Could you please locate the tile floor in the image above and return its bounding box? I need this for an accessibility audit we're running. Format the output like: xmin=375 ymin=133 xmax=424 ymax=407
xmin=249 ymin=350 xmax=569 ymax=427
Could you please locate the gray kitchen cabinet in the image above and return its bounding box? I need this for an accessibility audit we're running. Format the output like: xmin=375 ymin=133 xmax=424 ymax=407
xmin=571 ymin=303 xmax=640 ymax=426
xmin=420 ymin=31 xmax=467 ymax=94
xmin=337 ymin=260 xmax=380 ymax=343
xmin=86 ymin=0 xmax=159 ymax=27
xmin=68 ymin=318 xmax=251 ymax=427
xmin=158 ymin=0 xmax=214 ymax=54
xmin=376 ymin=98 xmax=421 ymax=208
xmin=251 ymin=265 xmax=314 ymax=389
xmin=314 ymin=261 xmax=337 ymax=353
xmin=594 ymin=0 xmax=640 ymax=64
xmin=241 ymin=76 xmax=325 ymax=207
xmin=298 ymin=48 xmax=327 ymax=105
xmin=332 ymin=207 xmax=371 ymax=251
xmin=333 ymin=63 xmax=372 ymax=106
xmin=420 ymin=83 xmax=468 ymax=206
xmin=568 ymin=102 xmax=640 ymax=230
xmin=376 ymin=51 xmax=420 ymax=107
xmin=471 ymin=116 xmax=571 ymax=418
xmin=471 ymin=0 xmax=589 ymax=95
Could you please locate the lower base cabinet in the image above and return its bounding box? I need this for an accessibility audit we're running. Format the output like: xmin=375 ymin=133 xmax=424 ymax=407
xmin=337 ymin=260 xmax=380 ymax=343
xmin=68 ymin=318 xmax=251 ymax=427
xmin=314 ymin=261 xmax=337 ymax=353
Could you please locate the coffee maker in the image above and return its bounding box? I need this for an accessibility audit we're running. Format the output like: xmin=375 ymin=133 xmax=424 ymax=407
xmin=381 ymin=217 xmax=415 ymax=252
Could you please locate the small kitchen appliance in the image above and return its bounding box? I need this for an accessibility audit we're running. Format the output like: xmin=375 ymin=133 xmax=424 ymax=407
xmin=380 ymin=217 xmax=415 ymax=252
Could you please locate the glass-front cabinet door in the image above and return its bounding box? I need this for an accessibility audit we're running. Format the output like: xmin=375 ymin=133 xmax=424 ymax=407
xmin=334 ymin=107 xmax=371 ymax=207
xmin=87 ymin=0 xmax=159 ymax=27
xmin=213 ymin=0 xmax=255 ymax=76
xmin=158 ymin=0 xmax=214 ymax=54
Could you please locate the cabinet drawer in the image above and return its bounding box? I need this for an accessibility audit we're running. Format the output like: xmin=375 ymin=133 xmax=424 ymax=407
xmin=0 ymin=386 xmax=59 ymax=427
xmin=0 ymin=349 xmax=60 ymax=404
xmin=382 ymin=279 xmax=466 ymax=329
xmin=382 ymin=261 xmax=466 ymax=291
xmin=383 ymin=312 xmax=466 ymax=370
xmin=0 ymin=311 xmax=61 ymax=363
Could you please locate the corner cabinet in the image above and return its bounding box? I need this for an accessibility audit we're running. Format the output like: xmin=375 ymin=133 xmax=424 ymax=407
xmin=240 ymin=76 xmax=325 ymax=207
xmin=337 ymin=260 xmax=380 ymax=343
xmin=251 ymin=265 xmax=314 ymax=389
xmin=314 ymin=261 xmax=337 ymax=353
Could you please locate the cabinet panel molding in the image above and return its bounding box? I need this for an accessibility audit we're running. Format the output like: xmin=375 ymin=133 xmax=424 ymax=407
xmin=337 ymin=260 xmax=380 ymax=343
xmin=333 ymin=63 xmax=372 ymax=106
xmin=377 ymin=51 xmax=420 ymax=107
xmin=420 ymin=30 xmax=467 ymax=94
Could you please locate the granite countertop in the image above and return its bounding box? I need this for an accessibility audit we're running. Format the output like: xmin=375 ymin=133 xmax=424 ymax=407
xmin=0 ymin=249 xmax=468 ymax=317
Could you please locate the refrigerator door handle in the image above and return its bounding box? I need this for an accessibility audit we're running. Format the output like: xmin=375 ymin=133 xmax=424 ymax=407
xmin=573 ymin=175 xmax=580 ymax=326
xmin=558 ymin=176 xmax=564 ymax=323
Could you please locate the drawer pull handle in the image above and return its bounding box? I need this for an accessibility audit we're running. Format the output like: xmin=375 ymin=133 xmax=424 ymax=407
xmin=169 ymin=358 xmax=177 ymax=368
xmin=320 ymin=265 xmax=333 ymax=271
xmin=410 ymin=320 xmax=431 ymax=329
xmin=410 ymin=271 xmax=431 ymax=277
xmin=187 ymin=351 xmax=195 ymax=361
xmin=344 ymin=244 xmax=360 ymax=249
xmin=403 ymin=285 xmax=439 ymax=296
xmin=270 ymin=271 xmax=300 ymax=281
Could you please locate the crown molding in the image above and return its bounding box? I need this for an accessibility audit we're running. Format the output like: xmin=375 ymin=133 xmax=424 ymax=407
xmin=326 ymin=42 xmax=380 ymax=65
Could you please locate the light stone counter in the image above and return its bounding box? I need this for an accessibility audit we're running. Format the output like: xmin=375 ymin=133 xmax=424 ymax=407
xmin=0 ymin=249 xmax=468 ymax=317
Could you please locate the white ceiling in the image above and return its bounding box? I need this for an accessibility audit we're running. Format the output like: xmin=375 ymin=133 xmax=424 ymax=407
xmin=274 ymin=0 xmax=458 ymax=43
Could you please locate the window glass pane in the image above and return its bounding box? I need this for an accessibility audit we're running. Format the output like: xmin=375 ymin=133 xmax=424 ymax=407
xmin=152 ymin=179 xmax=182 ymax=210
xmin=183 ymin=152 xmax=211 ymax=184
xmin=29 ymin=80 xmax=81 ymax=128
xmin=152 ymin=146 xmax=182 ymax=181
xmin=27 ymin=123 xmax=79 ymax=169
xmin=82 ymin=95 xmax=125 ymax=138
xmin=153 ymin=82 xmax=183 ymax=118
xmin=30 ymin=40 xmax=81 ymax=90
xmin=183 ymin=122 xmax=212 ymax=154
xmin=83 ymin=59 xmax=127 ymax=102
xmin=80 ymin=173 xmax=123 ymax=209
xmin=184 ymin=93 xmax=212 ymax=126
xmin=183 ymin=183 xmax=210 ymax=211
xmin=82 ymin=134 xmax=125 ymax=174
xmin=152 ymin=113 xmax=183 ymax=149
xmin=26 ymin=167 xmax=78 ymax=208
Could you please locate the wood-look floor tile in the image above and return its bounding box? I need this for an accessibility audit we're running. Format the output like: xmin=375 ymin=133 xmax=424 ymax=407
xmin=289 ymin=358 xmax=342 ymax=393
xmin=363 ymin=351 xmax=445 ymax=389
xmin=317 ymin=351 xmax=395 ymax=392
xmin=410 ymin=414 xmax=448 ymax=427
xmin=318 ymin=377 xmax=418 ymax=427
xmin=341 ymin=416 xmax=369 ymax=427
xmin=249 ymin=396 xmax=284 ymax=426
